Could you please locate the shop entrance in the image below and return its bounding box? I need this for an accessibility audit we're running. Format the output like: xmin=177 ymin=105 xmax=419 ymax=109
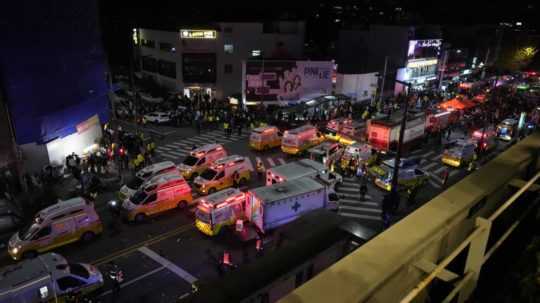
xmin=183 ymin=86 xmax=214 ymax=99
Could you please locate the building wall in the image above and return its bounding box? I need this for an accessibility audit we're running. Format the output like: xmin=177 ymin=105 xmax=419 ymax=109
xmin=336 ymin=73 xmax=378 ymax=102
xmin=138 ymin=21 xmax=305 ymax=99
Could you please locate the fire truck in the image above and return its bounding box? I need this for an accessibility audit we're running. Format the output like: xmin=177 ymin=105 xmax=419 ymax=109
xmin=367 ymin=111 xmax=426 ymax=153
xmin=425 ymin=108 xmax=459 ymax=133
xmin=195 ymin=177 xmax=337 ymax=238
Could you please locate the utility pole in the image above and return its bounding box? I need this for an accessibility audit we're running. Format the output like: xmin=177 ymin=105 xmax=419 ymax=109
xmin=438 ymin=48 xmax=449 ymax=90
xmin=389 ymin=80 xmax=412 ymax=210
xmin=379 ymin=56 xmax=389 ymax=104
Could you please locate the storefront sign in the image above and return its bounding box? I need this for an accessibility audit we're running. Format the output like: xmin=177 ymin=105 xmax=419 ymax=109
xmin=180 ymin=29 xmax=217 ymax=39
xmin=76 ymin=115 xmax=99 ymax=134
xmin=244 ymin=60 xmax=332 ymax=102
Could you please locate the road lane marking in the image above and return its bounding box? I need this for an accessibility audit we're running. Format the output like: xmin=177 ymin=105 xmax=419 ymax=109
xmin=92 ymin=224 xmax=194 ymax=266
xmin=339 ymin=206 xmax=381 ymax=213
xmin=138 ymin=246 xmax=198 ymax=283
xmin=433 ymin=166 xmax=446 ymax=175
xmin=339 ymin=213 xmax=381 ymax=221
xmin=277 ymin=158 xmax=286 ymax=165
xmin=429 ymin=179 xmax=442 ymax=189
xmin=99 ymin=266 xmax=165 ymax=297
xmin=449 ymin=169 xmax=459 ymax=177
xmin=422 ymin=162 xmax=439 ymax=170
xmin=341 ymin=181 xmax=358 ymax=186
xmin=421 ymin=150 xmax=435 ymax=158
xmin=267 ymin=158 xmax=276 ymax=167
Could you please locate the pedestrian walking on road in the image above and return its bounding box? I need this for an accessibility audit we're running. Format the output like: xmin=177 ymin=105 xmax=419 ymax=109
xmin=108 ymin=261 xmax=124 ymax=301
xmin=359 ymin=179 xmax=368 ymax=201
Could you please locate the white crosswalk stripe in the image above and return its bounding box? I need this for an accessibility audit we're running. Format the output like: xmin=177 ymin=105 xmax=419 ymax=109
xmin=429 ymin=179 xmax=442 ymax=189
xmin=277 ymin=158 xmax=286 ymax=165
xmin=339 ymin=206 xmax=382 ymax=213
xmin=267 ymin=158 xmax=276 ymax=167
xmin=421 ymin=150 xmax=436 ymax=158
xmin=449 ymin=169 xmax=460 ymax=177
xmin=433 ymin=166 xmax=447 ymax=175
xmin=422 ymin=162 xmax=439 ymax=170
xmin=339 ymin=213 xmax=381 ymax=221
xmin=156 ymin=130 xmax=249 ymax=162
xmin=341 ymin=181 xmax=358 ymax=187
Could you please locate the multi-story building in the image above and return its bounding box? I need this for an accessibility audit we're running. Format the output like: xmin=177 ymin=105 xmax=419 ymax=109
xmin=336 ymin=25 xmax=442 ymax=100
xmin=135 ymin=21 xmax=305 ymax=100
xmin=0 ymin=0 xmax=110 ymax=173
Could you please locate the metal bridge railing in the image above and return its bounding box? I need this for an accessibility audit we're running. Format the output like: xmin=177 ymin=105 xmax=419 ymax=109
xmin=400 ymin=171 xmax=540 ymax=303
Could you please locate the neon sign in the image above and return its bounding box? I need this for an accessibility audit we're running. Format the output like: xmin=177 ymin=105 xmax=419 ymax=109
xmin=180 ymin=29 xmax=217 ymax=39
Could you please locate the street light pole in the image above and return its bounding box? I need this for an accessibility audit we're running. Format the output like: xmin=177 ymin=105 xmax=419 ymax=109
xmin=390 ymin=80 xmax=412 ymax=208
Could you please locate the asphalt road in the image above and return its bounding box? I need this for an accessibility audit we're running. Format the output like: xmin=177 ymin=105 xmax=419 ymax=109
xmin=0 ymin=121 xmax=515 ymax=302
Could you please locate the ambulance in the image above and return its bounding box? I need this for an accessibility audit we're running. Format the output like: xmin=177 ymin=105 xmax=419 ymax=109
xmin=340 ymin=142 xmax=376 ymax=170
xmin=8 ymin=197 xmax=102 ymax=260
xmin=118 ymin=161 xmax=179 ymax=201
xmin=178 ymin=144 xmax=227 ymax=180
xmin=120 ymin=173 xmax=192 ymax=222
xmin=195 ymin=188 xmax=246 ymax=236
xmin=307 ymin=141 xmax=344 ymax=168
xmin=324 ymin=118 xmax=352 ymax=141
xmin=266 ymin=159 xmax=342 ymax=192
xmin=281 ymin=125 xmax=324 ymax=155
xmin=338 ymin=121 xmax=366 ymax=145
xmin=249 ymin=126 xmax=282 ymax=151
xmin=373 ymin=159 xmax=428 ymax=192
xmin=193 ymin=155 xmax=251 ymax=195
xmin=195 ymin=178 xmax=338 ymax=237
xmin=441 ymin=139 xmax=477 ymax=167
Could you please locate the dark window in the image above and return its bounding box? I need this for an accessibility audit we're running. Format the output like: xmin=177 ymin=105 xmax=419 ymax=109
xmin=158 ymin=60 xmax=176 ymax=78
xmin=182 ymin=53 xmax=216 ymax=83
xmin=142 ymin=56 xmax=157 ymax=73
xmin=34 ymin=226 xmax=51 ymax=239
xmin=224 ymin=64 xmax=233 ymax=74
xmin=142 ymin=39 xmax=155 ymax=48
xmin=56 ymin=276 xmax=85 ymax=291
xmin=69 ymin=209 xmax=83 ymax=215
xmin=216 ymin=171 xmax=225 ymax=180
xmin=224 ymin=27 xmax=233 ymax=33
xmin=144 ymin=193 xmax=157 ymax=204
xmin=295 ymin=270 xmax=304 ymax=288
xmin=51 ymin=214 xmax=65 ymax=221
xmin=68 ymin=263 xmax=90 ymax=279
xmin=159 ymin=42 xmax=174 ymax=52
xmin=198 ymin=157 xmax=206 ymax=165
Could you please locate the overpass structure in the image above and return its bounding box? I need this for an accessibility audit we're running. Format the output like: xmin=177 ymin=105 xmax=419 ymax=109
xmin=280 ymin=132 xmax=540 ymax=303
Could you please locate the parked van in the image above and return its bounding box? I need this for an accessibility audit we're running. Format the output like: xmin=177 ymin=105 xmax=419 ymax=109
xmin=8 ymin=197 xmax=102 ymax=260
xmin=193 ymin=155 xmax=251 ymax=195
xmin=121 ymin=173 xmax=192 ymax=222
xmin=0 ymin=253 xmax=103 ymax=303
xmin=195 ymin=188 xmax=245 ymax=236
xmin=119 ymin=161 xmax=179 ymax=200
xmin=178 ymin=144 xmax=227 ymax=180
xmin=339 ymin=121 xmax=366 ymax=145
xmin=308 ymin=141 xmax=344 ymax=168
xmin=441 ymin=139 xmax=477 ymax=167
xmin=496 ymin=118 xmax=518 ymax=141
xmin=249 ymin=126 xmax=282 ymax=151
xmin=281 ymin=125 xmax=324 ymax=155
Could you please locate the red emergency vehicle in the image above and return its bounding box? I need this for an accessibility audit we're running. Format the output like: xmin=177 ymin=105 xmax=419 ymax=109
xmin=425 ymin=108 xmax=459 ymax=133
xmin=367 ymin=111 xmax=425 ymax=153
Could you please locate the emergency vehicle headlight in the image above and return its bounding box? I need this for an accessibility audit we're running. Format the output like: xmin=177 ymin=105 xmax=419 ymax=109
xmin=10 ymin=246 xmax=20 ymax=255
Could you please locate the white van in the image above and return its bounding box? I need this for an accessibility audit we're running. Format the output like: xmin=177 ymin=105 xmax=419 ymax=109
xmin=193 ymin=155 xmax=252 ymax=195
xmin=119 ymin=161 xmax=179 ymax=200
xmin=178 ymin=144 xmax=227 ymax=180
xmin=121 ymin=173 xmax=193 ymax=222
xmin=8 ymin=197 xmax=103 ymax=260
xmin=0 ymin=253 xmax=103 ymax=302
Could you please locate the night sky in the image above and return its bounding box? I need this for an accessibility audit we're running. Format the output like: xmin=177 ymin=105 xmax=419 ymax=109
xmin=98 ymin=0 xmax=538 ymax=66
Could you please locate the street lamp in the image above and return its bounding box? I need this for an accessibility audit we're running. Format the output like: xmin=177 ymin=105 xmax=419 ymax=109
xmin=389 ymin=80 xmax=413 ymax=210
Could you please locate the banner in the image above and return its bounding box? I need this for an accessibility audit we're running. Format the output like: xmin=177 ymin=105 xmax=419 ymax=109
xmin=244 ymin=60 xmax=333 ymax=102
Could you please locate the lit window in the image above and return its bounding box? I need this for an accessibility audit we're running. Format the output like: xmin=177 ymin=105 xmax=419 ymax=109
xmin=251 ymin=50 xmax=261 ymax=57
xmin=224 ymin=44 xmax=234 ymax=54
xmin=335 ymin=19 xmax=341 ymax=23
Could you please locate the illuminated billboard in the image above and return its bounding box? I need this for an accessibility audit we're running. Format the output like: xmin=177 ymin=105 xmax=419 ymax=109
xmin=180 ymin=29 xmax=217 ymax=39
xmin=407 ymin=39 xmax=442 ymax=60
xmin=243 ymin=60 xmax=333 ymax=102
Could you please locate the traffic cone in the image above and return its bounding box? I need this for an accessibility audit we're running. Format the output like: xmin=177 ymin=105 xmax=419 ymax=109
xmin=222 ymin=251 xmax=231 ymax=266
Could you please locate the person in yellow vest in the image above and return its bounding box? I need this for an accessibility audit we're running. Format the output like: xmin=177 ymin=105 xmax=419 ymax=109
xmin=223 ymin=121 xmax=229 ymax=136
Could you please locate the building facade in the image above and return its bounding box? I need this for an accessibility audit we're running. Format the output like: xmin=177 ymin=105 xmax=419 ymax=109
xmin=336 ymin=25 xmax=442 ymax=99
xmin=0 ymin=0 xmax=110 ymax=172
xmin=136 ymin=21 xmax=305 ymax=100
